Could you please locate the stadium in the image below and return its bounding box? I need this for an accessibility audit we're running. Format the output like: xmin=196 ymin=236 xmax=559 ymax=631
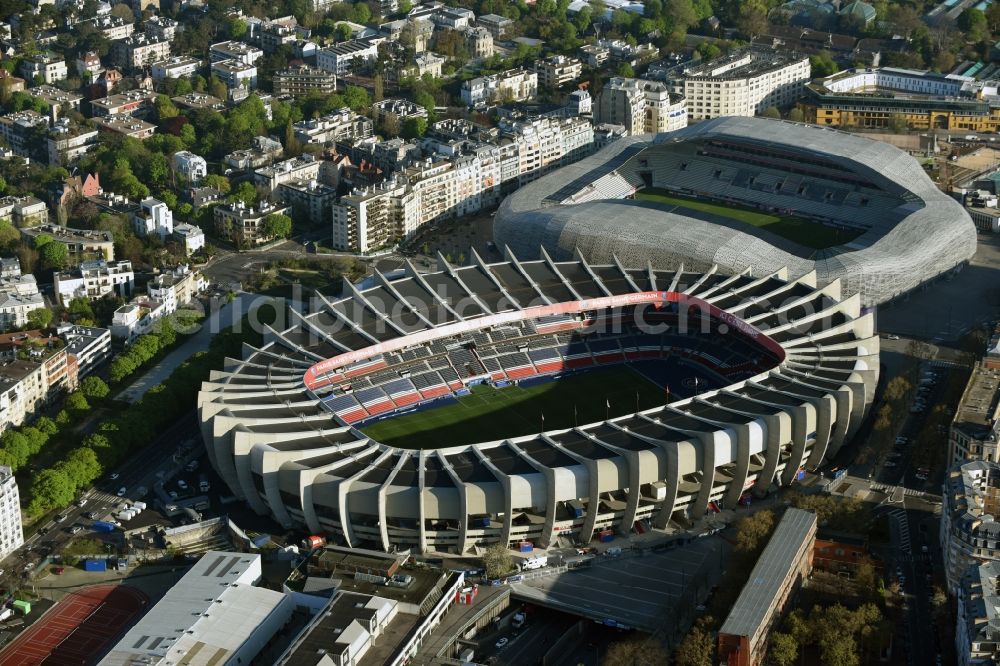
xmin=199 ymin=252 xmax=878 ymax=554
xmin=494 ymin=116 xmax=977 ymax=307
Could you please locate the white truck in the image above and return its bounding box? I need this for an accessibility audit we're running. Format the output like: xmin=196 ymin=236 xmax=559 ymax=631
xmin=519 ymin=556 xmax=548 ymax=572
xmin=511 ymin=611 xmax=526 ymax=629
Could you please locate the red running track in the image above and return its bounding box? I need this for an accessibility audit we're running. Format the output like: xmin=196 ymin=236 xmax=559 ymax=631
xmin=0 ymin=584 xmax=148 ymax=666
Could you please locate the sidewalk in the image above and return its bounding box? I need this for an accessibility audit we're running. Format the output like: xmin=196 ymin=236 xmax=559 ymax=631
xmin=31 ymin=563 xmax=190 ymax=604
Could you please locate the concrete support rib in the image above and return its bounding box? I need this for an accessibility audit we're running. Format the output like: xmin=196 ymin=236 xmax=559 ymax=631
xmin=199 ymin=255 xmax=878 ymax=552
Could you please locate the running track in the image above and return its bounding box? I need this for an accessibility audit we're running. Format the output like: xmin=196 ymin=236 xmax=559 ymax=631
xmin=0 ymin=584 xmax=148 ymax=665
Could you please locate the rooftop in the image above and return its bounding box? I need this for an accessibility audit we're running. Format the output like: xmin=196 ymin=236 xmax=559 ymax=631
xmin=946 ymin=460 xmax=1000 ymax=540
xmin=674 ymin=48 xmax=808 ymax=81
xmin=719 ymin=508 xmax=817 ymax=639
xmin=961 ymin=560 xmax=1000 ymax=645
xmin=21 ymin=224 xmax=113 ymax=244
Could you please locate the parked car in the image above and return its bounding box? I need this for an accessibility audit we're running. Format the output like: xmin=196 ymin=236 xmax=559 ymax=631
xmin=495 ymin=637 xmax=509 ymax=649
xmin=53 ymin=514 xmax=66 ymax=523
xmin=110 ymin=473 xmax=119 ymax=480
xmin=117 ymin=487 xmax=127 ymax=497
xmin=68 ymin=526 xmax=82 ymax=535
xmin=177 ymin=479 xmax=188 ymax=491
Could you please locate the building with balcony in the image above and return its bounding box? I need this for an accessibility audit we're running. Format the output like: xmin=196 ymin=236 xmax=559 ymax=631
xmin=461 ymin=68 xmax=538 ymax=107
xmin=173 ymin=151 xmax=207 ymax=184
xmin=21 ymin=225 xmax=114 ymax=262
xmin=943 ymin=460 xmax=1000 ymax=592
xmin=213 ymin=201 xmax=291 ymax=246
xmin=20 ymin=52 xmax=67 ymax=84
xmin=0 ymin=196 xmax=48 ymax=227
xmin=58 ymin=324 xmax=111 ymax=377
xmin=151 ymin=56 xmax=201 ymax=81
xmin=111 ymin=34 xmax=171 ymax=73
xmin=254 ymin=156 xmax=322 ymax=194
xmin=292 ymin=109 xmax=372 ymax=146
xmin=0 ymin=467 xmax=22 ymax=559
xmin=93 ymin=115 xmax=157 ymax=140
xmin=275 ymin=178 xmax=337 ymax=225
xmin=172 ymin=223 xmax=205 ymax=255
xmin=595 ymin=77 xmax=688 ymax=135
xmin=209 ymin=40 xmax=264 ymax=66
xmin=273 ymin=65 xmax=337 ymax=98
xmin=316 ymin=39 xmax=379 ymax=75
xmin=534 ymin=55 xmax=583 ymax=90
xmin=132 ymin=197 xmax=173 ymax=239
xmin=211 ymin=60 xmax=258 ymax=91
xmin=54 ymin=259 xmax=134 ymax=304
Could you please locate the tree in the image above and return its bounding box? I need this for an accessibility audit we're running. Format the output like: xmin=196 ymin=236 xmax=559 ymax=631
xmin=674 ymin=616 xmax=714 ymax=666
xmin=481 ymin=543 xmax=513 ymax=579
xmin=209 ymin=75 xmax=228 ymax=101
xmin=958 ymin=8 xmax=989 ymax=42
xmin=203 ymin=174 xmax=231 ymax=194
xmin=787 ymin=107 xmax=804 ymax=122
xmin=40 ymin=241 xmax=68 ymax=270
xmin=26 ymin=307 xmax=53 ymax=330
xmin=616 ymin=62 xmax=635 ymax=77
xmin=263 ymin=213 xmax=293 ymax=239
xmin=343 ymin=85 xmax=370 ymax=112
xmin=401 ymin=116 xmax=428 ymax=139
xmin=769 ymin=632 xmax=798 ymax=666
xmin=604 ymin=635 xmax=670 ymax=666
xmin=28 ymin=467 xmax=75 ymax=514
xmin=810 ymin=51 xmax=839 ymax=77
xmin=230 ymin=17 xmax=248 ymax=39
xmin=736 ymin=0 xmax=769 ymax=38
xmin=762 ymin=106 xmax=781 ymax=119
xmin=735 ymin=509 xmax=775 ymax=552
xmin=80 ymin=376 xmax=110 ymax=400
xmin=65 ymin=391 xmax=90 ymax=415
xmin=229 ymin=181 xmax=258 ymax=206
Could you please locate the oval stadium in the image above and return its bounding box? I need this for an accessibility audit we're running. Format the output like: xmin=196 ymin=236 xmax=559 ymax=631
xmin=199 ymin=253 xmax=878 ymax=553
xmin=494 ymin=116 xmax=977 ymax=307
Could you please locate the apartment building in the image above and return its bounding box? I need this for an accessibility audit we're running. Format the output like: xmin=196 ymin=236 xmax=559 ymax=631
xmin=0 ymin=333 xmax=78 ymax=433
xmin=111 ymin=297 xmax=167 ymax=344
xmin=47 ymin=121 xmax=100 ymax=166
xmin=147 ymin=264 xmax=205 ymax=315
xmin=225 ymin=135 xmax=284 ymax=170
xmin=0 ymin=291 xmax=45 ymax=330
xmin=151 ymin=56 xmax=201 ymax=81
xmin=211 ymin=60 xmax=258 ymax=90
xmin=88 ymin=90 xmax=158 ymax=118
xmin=173 ymin=151 xmax=207 ymax=184
xmin=411 ymin=52 xmax=445 ymax=78
xmin=213 ymin=201 xmax=292 ymax=246
xmin=21 ymin=225 xmax=114 ymax=262
xmin=0 ymin=110 xmax=48 ymax=158
xmin=93 ymin=115 xmax=157 ymax=140
xmin=86 ymin=14 xmax=134 ymax=40
xmin=254 ymin=156 xmax=321 ymax=193
xmin=331 ymin=178 xmax=414 ymax=252
xmin=292 ymin=109 xmax=372 ymax=146
xmin=665 ymin=49 xmax=810 ymax=121
xmin=172 ymin=223 xmax=205 ymax=255
xmin=259 ymin=16 xmax=300 ymax=54
xmin=956 ymin=560 xmax=1000 ymax=666
xmin=0 ymin=466 xmax=21 ymax=559
xmin=54 ymin=259 xmax=134 ymax=305
xmin=476 ymin=13 xmax=512 ymax=38
xmin=209 ymin=40 xmax=264 ymax=66
xmin=26 ymin=86 xmax=82 ymax=121
xmin=20 ymin=52 xmax=67 ymax=84
xmin=943 ymin=460 xmax=1000 ymax=592
xmin=275 ymin=178 xmax=337 ymax=226
xmin=145 ymin=16 xmax=179 ymax=41
xmin=595 ymin=77 xmax=688 ymax=135
xmin=372 ymin=98 xmax=428 ymax=128
xmin=273 ymin=65 xmax=337 ymax=98
xmin=461 ymin=69 xmax=538 ymax=107
xmin=0 ymin=196 xmax=48 ymax=227
xmin=464 ymin=27 xmax=494 ymax=59
xmin=58 ymin=324 xmax=111 ymax=377
xmin=316 ymin=39 xmax=379 ymax=75
xmin=534 ymin=55 xmax=582 ymax=89
xmin=112 ymin=34 xmax=171 ymax=72
xmin=132 ymin=198 xmax=173 ymax=239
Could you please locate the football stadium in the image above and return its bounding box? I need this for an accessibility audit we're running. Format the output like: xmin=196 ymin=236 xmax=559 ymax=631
xmin=199 ymin=253 xmax=878 ymax=553
xmin=494 ymin=116 xmax=978 ymax=307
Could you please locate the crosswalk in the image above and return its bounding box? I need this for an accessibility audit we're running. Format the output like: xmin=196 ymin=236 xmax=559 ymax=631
xmin=890 ymin=508 xmax=912 ymax=555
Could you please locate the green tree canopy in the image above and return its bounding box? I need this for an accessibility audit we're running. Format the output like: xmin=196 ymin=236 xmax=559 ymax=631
xmin=26 ymin=307 xmax=53 ymax=330
xmin=80 ymin=376 xmax=110 ymax=400
xmin=263 ymin=213 xmax=293 ymax=239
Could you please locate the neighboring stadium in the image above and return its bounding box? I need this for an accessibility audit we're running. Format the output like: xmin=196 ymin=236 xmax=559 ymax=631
xmin=199 ymin=253 xmax=878 ymax=554
xmin=494 ymin=116 xmax=977 ymax=307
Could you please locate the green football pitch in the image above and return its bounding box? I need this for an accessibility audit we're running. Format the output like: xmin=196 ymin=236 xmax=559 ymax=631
xmin=634 ymin=188 xmax=863 ymax=250
xmin=359 ymin=365 xmax=667 ymax=450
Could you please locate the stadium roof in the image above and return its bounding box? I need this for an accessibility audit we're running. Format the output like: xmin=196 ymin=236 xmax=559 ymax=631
xmin=719 ymin=508 xmax=817 ymax=639
xmin=494 ymin=116 xmax=977 ymax=306
xmin=100 ymin=551 xmax=291 ymax=666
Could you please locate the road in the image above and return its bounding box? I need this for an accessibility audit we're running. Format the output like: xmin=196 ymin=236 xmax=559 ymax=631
xmin=199 ymin=240 xmax=366 ymax=290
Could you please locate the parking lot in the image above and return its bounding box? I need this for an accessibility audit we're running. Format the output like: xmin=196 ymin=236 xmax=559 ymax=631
xmin=510 ymin=536 xmax=727 ymax=631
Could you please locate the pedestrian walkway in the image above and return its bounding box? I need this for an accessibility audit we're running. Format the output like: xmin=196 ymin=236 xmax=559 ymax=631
xmin=890 ymin=508 xmax=912 ymax=555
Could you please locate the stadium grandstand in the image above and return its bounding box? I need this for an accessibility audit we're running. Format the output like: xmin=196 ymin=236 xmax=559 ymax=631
xmin=200 ymin=251 xmax=878 ymax=554
xmin=494 ymin=116 xmax=977 ymax=307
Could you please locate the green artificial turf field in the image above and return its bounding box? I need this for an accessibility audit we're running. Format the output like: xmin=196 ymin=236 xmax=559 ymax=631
xmin=359 ymin=365 xmax=666 ymax=449
xmin=634 ymin=188 xmax=863 ymax=250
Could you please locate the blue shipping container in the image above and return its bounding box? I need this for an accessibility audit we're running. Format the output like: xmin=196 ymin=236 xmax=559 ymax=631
xmin=84 ymin=559 xmax=107 ymax=572
xmin=92 ymin=521 xmax=115 ymax=533
xmin=518 ymin=541 xmax=533 ymax=553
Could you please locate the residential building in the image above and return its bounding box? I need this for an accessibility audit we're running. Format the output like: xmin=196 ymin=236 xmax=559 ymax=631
xmin=254 ymin=156 xmax=321 ymax=193
xmin=225 ymin=135 xmax=283 ymax=170
xmin=172 ymin=223 xmax=205 ymax=255
xmin=273 ymin=65 xmax=336 ymax=98
xmin=943 ymin=460 xmax=1000 ymax=591
xmin=85 ymin=15 xmax=134 ymax=40
xmin=595 ymin=77 xmax=688 ymax=135
xmin=665 ymin=49 xmax=810 ymax=121
xmin=461 ymin=68 xmax=538 ymax=107
xmin=58 ymin=324 xmax=111 ymax=377
xmin=718 ymin=508 xmax=817 ymax=666
xmin=25 ymin=85 xmax=82 ymax=121
xmin=111 ymin=34 xmax=171 ymax=72
xmin=148 ymin=265 xmax=205 ymax=314
xmin=567 ymin=89 xmax=592 ymax=116
xmin=259 ymin=16 xmax=300 ymax=54
xmin=173 ymin=151 xmax=207 ymax=184
xmin=276 ymin=178 xmax=337 ymax=225
xmin=0 ymin=290 xmax=45 ymax=330
xmin=0 ymin=196 xmax=48 ymax=227
xmin=0 ymin=467 xmax=22 ymax=559
xmin=211 ymin=60 xmax=258 ymax=90
xmin=75 ymin=52 xmax=103 ymax=82
xmin=477 ymin=13 xmax=512 ymax=38
xmin=956 ymin=560 xmax=1000 ymax=666
xmin=950 ymin=341 xmax=1000 ymax=465
xmin=276 ymin=592 xmax=398 ymax=666
xmin=132 ymin=197 xmax=173 ymax=239
xmin=88 ymin=90 xmax=157 ymax=118
xmin=372 ymin=98 xmax=428 ymax=129
xmin=0 ymin=110 xmax=48 ymax=158
xmin=209 ymin=40 xmax=264 ymax=66
xmin=110 ymin=297 xmax=167 ymax=344
xmin=464 ymin=27 xmax=494 ymax=59
xmin=430 ymin=6 xmax=474 ymax=29
xmin=101 ymin=551 xmax=295 ymax=666
xmin=93 ymin=115 xmax=156 ymax=140
xmin=331 ymin=178 xmax=413 ymax=252
xmin=54 ymin=259 xmax=134 ymax=304
xmin=0 ymin=70 xmax=26 ymax=94
xmin=144 ymin=16 xmax=178 ymax=41
xmin=20 ymin=52 xmax=67 ymax=84
xmin=803 ymin=67 xmax=1000 ymax=132
xmin=0 ymin=259 xmax=20 ymax=279
xmin=0 ymin=333 xmax=78 ymax=433
xmin=214 ymin=201 xmax=291 ymax=246
xmin=968 ymin=206 xmax=1000 ymax=233
xmin=412 ymin=52 xmax=444 ymax=78
xmin=580 ymin=44 xmax=609 ymax=68
xmin=535 ymin=55 xmax=583 ymax=90
xmin=46 ymin=120 xmax=100 ymax=166
xmin=151 ymin=56 xmax=201 ymax=81
xmin=21 ymin=225 xmax=114 ymax=262
xmin=171 ymin=92 xmax=227 ymax=111
xmin=292 ymin=109 xmax=372 ymax=146
xmin=316 ymin=39 xmax=379 ymax=75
